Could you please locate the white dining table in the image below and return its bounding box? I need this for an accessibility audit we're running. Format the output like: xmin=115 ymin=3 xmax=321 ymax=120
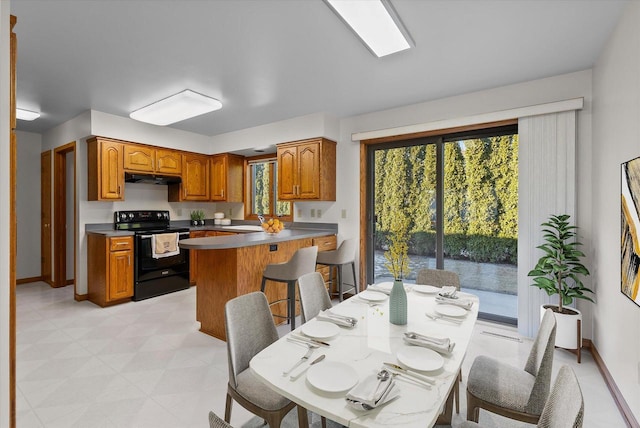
xmin=250 ymin=285 xmax=479 ymax=427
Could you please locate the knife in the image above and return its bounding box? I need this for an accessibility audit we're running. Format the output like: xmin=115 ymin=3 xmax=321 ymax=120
xmin=289 ymin=334 xmax=331 ymax=347
xmin=383 ymin=362 xmax=435 ymax=385
xmin=289 ymin=354 xmax=326 ymax=381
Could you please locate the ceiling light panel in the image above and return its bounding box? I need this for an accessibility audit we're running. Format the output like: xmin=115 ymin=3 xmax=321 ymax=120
xmin=130 ymin=90 xmax=222 ymax=126
xmin=325 ymin=0 xmax=412 ymax=57
xmin=16 ymin=108 xmax=41 ymax=121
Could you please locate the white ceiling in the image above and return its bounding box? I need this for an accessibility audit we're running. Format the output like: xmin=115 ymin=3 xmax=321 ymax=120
xmin=10 ymin=0 xmax=628 ymax=137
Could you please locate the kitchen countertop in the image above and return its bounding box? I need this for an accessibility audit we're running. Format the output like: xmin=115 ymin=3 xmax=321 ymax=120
xmin=179 ymin=228 xmax=335 ymax=250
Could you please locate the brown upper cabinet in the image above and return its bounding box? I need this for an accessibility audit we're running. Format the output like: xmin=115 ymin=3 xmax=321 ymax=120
xmin=87 ymin=137 xmax=125 ymax=201
xmin=210 ymin=153 xmax=244 ymax=202
xmin=168 ymin=153 xmax=210 ymax=201
xmin=277 ymin=137 xmax=336 ymax=201
xmin=123 ymin=144 xmax=182 ymax=176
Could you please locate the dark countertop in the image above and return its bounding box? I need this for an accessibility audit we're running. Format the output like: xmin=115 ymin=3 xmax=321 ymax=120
xmin=179 ymin=228 xmax=335 ymax=250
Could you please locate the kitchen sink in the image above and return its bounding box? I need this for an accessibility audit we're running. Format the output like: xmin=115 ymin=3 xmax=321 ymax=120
xmin=220 ymin=225 xmax=264 ymax=232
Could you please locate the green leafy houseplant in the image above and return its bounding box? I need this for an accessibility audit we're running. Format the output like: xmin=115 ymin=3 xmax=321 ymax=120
xmin=528 ymin=214 xmax=594 ymax=313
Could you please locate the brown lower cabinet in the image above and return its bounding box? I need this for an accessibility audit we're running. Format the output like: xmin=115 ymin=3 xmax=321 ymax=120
xmin=87 ymin=234 xmax=134 ymax=307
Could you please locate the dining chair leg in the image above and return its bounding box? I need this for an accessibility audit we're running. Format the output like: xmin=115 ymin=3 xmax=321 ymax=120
xmin=350 ymin=261 xmax=358 ymax=295
xmin=321 ymin=416 xmax=327 ymax=428
xmin=296 ymin=405 xmax=309 ymax=428
xmin=337 ymin=264 xmax=343 ymax=301
xmin=288 ymin=280 xmax=297 ymax=330
xmin=224 ymin=392 xmax=233 ymax=423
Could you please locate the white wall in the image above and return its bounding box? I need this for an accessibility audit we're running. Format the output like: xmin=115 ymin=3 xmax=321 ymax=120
xmin=15 ymin=131 xmax=41 ymax=280
xmin=592 ymin=0 xmax=640 ymax=420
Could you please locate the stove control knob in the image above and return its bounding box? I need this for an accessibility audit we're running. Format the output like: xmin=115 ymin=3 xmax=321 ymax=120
xmin=156 ymin=212 xmax=163 ymax=219
xmin=128 ymin=213 xmax=134 ymax=220
xmin=119 ymin=213 xmax=128 ymax=222
xmin=163 ymin=212 xmax=169 ymax=219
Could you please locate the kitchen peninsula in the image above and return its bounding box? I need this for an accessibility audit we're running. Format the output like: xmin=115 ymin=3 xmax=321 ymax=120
xmin=179 ymin=227 xmax=337 ymax=340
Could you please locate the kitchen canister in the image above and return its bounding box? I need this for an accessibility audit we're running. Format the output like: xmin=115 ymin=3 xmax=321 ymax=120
xmin=214 ymin=212 xmax=225 ymax=219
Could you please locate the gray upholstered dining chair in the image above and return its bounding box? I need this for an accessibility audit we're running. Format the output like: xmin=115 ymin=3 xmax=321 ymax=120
xmin=298 ymin=271 xmax=333 ymax=324
xmin=415 ymin=268 xmax=461 ymax=290
xmin=209 ymin=411 xmax=233 ymax=428
xmin=459 ymin=365 xmax=584 ymax=428
xmin=466 ymin=308 xmax=557 ymax=424
xmin=261 ymin=246 xmax=318 ymax=331
xmin=224 ymin=292 xmax=309 ymax=427
xmin=315 ymin=238 xmax=358 ymax=301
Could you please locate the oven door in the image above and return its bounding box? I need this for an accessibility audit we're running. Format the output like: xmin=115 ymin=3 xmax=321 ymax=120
xmin=135 ymin=231 xmax=190 ymax=282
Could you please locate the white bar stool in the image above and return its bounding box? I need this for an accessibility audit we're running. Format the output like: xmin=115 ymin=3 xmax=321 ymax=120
xmin=260 ymin=246 xmax=318 ymax=330
xmin=315 ymin=238 xmax=357 ymax=301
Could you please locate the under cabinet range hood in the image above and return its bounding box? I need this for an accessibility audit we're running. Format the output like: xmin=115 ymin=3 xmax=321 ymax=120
xmin=124 ymin=172 xmax=182 ymax=185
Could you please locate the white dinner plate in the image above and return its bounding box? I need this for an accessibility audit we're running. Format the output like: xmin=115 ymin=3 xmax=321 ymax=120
xmin=397 ymin=346 xmax=444 ymax=372
xmin=412 ymin=284 xmax=441 ymax=294
xmin=301 ymin=320 xmax=340 ymax=339
xmin=306 ymin=361 xmax=359 ymax=393
xmin=434 ymin=304 xmax=467 ymax=317
xmin=358 ymin=290 xmax=388 ymax=302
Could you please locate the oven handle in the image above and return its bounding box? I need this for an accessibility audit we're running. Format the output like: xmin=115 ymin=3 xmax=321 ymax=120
xmin=139 ymin=232 xmax=190 ymax=239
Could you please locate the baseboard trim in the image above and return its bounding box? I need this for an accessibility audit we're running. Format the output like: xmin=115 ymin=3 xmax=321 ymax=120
xmin=16 ymin=276 xmax=42 ymax=285
xmin=74 ymin=293 xmax=88 ymax=302
xmin=585 ymin=340 xmax=639 ymax=428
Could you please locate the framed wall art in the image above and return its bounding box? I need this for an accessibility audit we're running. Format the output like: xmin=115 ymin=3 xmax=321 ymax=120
xmin=621 ymin=156 xmax=640 ymax=307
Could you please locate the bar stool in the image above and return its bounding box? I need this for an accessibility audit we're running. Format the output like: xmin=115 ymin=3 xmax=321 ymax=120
xmin=315 ymin=238 xmax=357 ymax=301
xmin=260 ymin=246 xmax=318 ymax=331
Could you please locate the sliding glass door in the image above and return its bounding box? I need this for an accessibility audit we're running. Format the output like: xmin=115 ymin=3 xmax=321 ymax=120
xmin=367 ymin=125 xmax=519 ymax=324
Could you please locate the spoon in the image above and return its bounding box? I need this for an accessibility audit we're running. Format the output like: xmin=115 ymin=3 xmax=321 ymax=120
xmin=368 ymin=369 xmax=390 ymax=401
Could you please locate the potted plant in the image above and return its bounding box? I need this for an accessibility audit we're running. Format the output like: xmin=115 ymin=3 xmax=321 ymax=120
xmin=190 ymin=210 xmax=205 ymax=226
xmin=528 ymin=214 xmax=593 ymax=360
xmin=384 ymin=216 xmax=411 ymax=325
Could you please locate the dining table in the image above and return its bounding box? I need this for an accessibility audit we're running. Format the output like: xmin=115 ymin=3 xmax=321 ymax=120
xmin=250 ymin=282 xmax=479 ymax=428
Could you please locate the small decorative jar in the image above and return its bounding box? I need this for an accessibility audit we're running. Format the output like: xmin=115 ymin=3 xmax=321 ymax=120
xmin=389 ymin=279 xmax=408 ymax=325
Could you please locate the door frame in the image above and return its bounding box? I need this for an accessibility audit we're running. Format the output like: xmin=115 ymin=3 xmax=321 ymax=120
xmin=41 ymin=150 xmax=52 ymax=285
xmin=53 ymin=142 xmax=76 ymax=292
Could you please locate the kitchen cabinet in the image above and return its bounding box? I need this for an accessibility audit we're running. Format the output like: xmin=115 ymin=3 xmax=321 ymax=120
xmin=189 ymin=230 xmax=238 ymax=284
xmin=313 ymin=235 xmax=337 ymax=289
xmin=210 ymin=153 xmax=244 ymax=202
xmin=87 ymin=137 xmax=125 ymax=201
xmin=123 ymin=144 xmax=182 ymax=176
xmin=168 ymin=153 xmax=210 ymax=201
xmin=277 ymin=138 xmax=336 ymax=201
xmin=87 ymin=234 xmax=133 ymax=306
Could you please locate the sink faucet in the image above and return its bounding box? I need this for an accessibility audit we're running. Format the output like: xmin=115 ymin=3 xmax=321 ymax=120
xmin=257 ymin=214 xmax=265 ymax=224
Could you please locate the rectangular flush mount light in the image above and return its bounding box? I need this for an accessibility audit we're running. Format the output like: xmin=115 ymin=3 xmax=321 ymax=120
xmin=129 ymin=90 xmax=222 ymax=126
xmin=324 ymin=0 xmax=412 ymax=57
xmin=16 ymin=108 xmax=40 ymax=121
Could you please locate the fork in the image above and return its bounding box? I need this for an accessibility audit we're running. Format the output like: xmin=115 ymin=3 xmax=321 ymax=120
xmin=425 ymin=312 xmax=462 ymax=324
xmin=282 ymin=346 xmax=315 ymax=376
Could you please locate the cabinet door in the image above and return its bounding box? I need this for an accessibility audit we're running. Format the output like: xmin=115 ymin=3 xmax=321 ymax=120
xmin=277 ymin=145 xmax=298 ymax=200
xmin=156 ymin=149 xmax=182 ymax=175
xmin=182 ymin=154 xmax=210 ymax=200
xmin=100 ymin=141 xmax=124 ymax=200
xmin=123 ymin=144 xmax=155 ymax=172
xmin=210 ymin=154 xmax=227 ymax=201
xmin=108 ymin=249 xmax=133 ymax=301
xmin=189 ymin=230 xmax=207 ymax=285
xmin=297 ymin=141 xmax=321 ymax=199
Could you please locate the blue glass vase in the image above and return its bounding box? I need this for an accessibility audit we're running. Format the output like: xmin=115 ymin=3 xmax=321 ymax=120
xmin=389 ymin=279 xmax=407 ymax=325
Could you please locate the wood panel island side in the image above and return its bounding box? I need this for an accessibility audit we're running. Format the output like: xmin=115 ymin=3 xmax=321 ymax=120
xmin=179 ymin=229 xmax=336 ymax=340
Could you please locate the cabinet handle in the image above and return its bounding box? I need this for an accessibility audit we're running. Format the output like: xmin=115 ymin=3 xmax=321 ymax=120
xmin=118 ymin=185 xmax=121 ymax=195
xmin=221 ymin=189 xmax=224 ymax=198
xmin=128 ymin=255 xmax=131 ymax=266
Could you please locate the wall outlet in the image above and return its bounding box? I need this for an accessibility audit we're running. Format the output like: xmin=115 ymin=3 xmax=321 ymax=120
xmin=298 ymin=208 xmax=302 ymax=217
xmin=341 ymin=209 xmax=347 ymax=219
xmin=310 ymin=209 xmax=316 ymax=218
xmin=317 ymin=209 xmax=322 ymax=218
xmin=177 ymin=208 xmax=183 ymax=216
xmin=229 ymin=208 xmax=233 ymax=217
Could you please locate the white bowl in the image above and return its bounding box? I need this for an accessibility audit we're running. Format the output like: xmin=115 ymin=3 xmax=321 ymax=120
xmin=220 ymin=218 xmax=231 ymax=225
xmin=214 ymin=212 xmax=225 ymax=219
xmin=214 ymin=219 xmax=222 ymax=225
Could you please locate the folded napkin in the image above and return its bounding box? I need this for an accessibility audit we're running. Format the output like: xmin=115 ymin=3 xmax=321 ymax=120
xmin=435 ymin=296 xmax=473 ymax=309
xmin=403 ymin=332 xmax=455 ymax=354
xmin=367 ymin=284 xmax=391 ymax=295
xmin=317 ymin=310 xmax=357 ymax=328
xmin=438 ymin=286 xmax=458 ymax=298
xmin=345 ymin=372 xmax=399 ymax=410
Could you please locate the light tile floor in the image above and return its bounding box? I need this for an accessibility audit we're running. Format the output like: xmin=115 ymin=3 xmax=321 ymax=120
xmin=16 ymin=282 xmax=625 ymax=427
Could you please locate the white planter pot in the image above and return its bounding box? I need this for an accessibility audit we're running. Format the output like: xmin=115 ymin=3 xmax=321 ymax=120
xmin=540 ymin=304 xmax=582 ymax=350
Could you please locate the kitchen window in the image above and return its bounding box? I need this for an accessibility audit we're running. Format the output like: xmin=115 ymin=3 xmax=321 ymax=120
xmin=245 ymin=156 xmax=292 ymax=221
